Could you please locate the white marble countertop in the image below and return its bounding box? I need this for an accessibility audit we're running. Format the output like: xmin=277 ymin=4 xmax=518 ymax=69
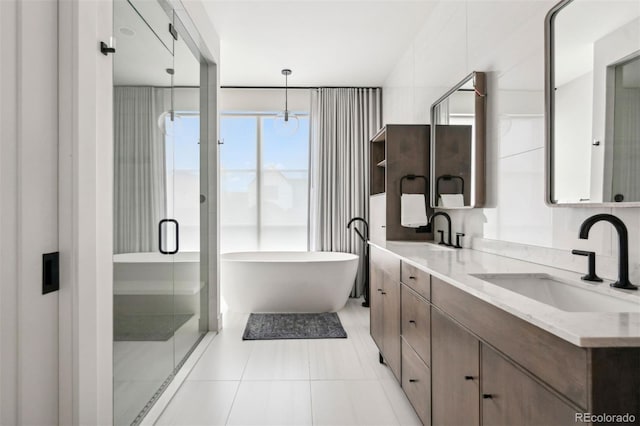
xmin=369 ymin=240 xmax=640 ymax=348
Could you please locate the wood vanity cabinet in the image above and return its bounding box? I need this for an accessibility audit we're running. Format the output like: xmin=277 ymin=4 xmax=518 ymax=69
xmin=431 ymin=306 xmax=575 ymax=426
xmin=431 ymin=276 xmax=640 ymax=425
xmin=400 ymin=262 xmax=432 ymax=426
xmin=431 ymin=308 xmax=480 ymax=426
xmin=370 ymin=247 xmax=640 ymax=426
xmin=481 ymin=345 xmax=576 ymax=426
xmin=369 ymin=245 xmax=401 ymax=380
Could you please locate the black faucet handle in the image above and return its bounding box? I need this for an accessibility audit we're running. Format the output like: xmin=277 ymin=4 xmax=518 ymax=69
xmin=454 ymin=232 xmax=465 ymax=249
xmin=437 ymin=230 xmax=445 ymax=245
xmin=571 ymin=249 xmax=603 ymax=283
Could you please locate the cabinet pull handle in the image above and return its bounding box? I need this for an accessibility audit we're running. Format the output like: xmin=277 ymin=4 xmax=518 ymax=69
xmin=381 ymin=291 xmax=387 ymax=295
xmin=377 ymin=288 xmax=383 ymax=292
xmin=409 ymin=276 xmax=416 ymax=280
xmin=464 ymin=376 xmax=474 ymax=380
xmin=409 ymin=379 xmax=418 ymax=383
xmin=482 ymin=394 xmax=493 ymax=399
xmin=409 ymin=320 xmax=416 ymax=325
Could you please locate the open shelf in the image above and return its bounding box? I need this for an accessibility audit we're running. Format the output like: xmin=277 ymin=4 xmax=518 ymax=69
xmin=370 ymin=129 xmax=387 ymax=195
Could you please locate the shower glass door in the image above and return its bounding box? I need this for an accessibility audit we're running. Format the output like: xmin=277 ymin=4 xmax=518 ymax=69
xmin=113 ymin=2 xmax=207 ymax=424
xmin=113 ymin=0 xmax=175 ymax=424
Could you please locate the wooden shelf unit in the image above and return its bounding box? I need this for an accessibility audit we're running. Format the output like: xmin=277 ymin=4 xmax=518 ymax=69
xmin=368 ymin=124 xmax=432 ymax=242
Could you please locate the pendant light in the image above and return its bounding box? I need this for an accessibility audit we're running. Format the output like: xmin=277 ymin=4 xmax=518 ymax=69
xmin=273 ymin=68 xmax=299 ymax=136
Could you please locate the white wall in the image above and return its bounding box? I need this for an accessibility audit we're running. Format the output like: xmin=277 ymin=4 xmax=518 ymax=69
xmin=0 ymin=1 xmax=59 ymax=424
xmin=57 ymin=1 xmax=115 ymax=424
xmin=383 ymin=0 xmax=640 ymax=280
xmin=220 ymin=88 xmax=311 ymax=112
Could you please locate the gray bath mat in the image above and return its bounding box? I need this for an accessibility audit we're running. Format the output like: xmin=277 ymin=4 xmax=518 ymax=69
xmin=114 ymin=313 xmax=193 ymax=341
xmin=242 ymin=312 xmax=347 ymax=340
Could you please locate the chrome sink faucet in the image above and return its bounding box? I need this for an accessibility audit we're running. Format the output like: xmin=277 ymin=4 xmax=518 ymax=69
xmin=578 ymin=214 xmax=637 ymax=290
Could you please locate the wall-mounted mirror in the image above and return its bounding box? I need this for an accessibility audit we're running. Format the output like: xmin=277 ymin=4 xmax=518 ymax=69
xmin=546 ymin=0 xmax=640 ymax=206
xmin=430 ymin=71 xmax=486 ymax=208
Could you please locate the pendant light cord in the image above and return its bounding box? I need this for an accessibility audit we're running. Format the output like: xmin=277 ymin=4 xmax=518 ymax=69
xmin=285 ymin=72 xmax=289 ymax=121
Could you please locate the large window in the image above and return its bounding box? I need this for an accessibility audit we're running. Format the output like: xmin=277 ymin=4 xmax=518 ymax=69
xmin=220 ymin=114 xmax=309 ymax=252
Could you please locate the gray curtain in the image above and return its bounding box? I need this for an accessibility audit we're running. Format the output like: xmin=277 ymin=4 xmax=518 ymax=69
xmin=309 ymin=88 xmax=382 ymax=297
xmin=114 ymin=87 xmax=167 ymax=254
xmin=612 ymin=62 xmax=640 ymax=202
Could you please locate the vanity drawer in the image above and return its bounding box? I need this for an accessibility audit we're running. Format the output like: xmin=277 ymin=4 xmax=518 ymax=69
xmin=401 ymin=339 xmax=431 ymax=426
xmin=401 ymin=261 xmax=430 ymax=300
xmin=401 ymin=284 xmax=430 ymax=366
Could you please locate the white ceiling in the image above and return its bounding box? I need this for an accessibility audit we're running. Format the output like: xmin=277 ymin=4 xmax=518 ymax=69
xmin=114 ymin=0 xmax=200 ymax=86
xmin=200 ymin=1 xmax=437 ymax=87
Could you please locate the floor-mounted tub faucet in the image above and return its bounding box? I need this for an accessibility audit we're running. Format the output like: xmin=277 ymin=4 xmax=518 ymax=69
xmin=347 ymin=217 xmax=370 ymax=307
xmin=578 ymin=214 xmax=637 ymax=290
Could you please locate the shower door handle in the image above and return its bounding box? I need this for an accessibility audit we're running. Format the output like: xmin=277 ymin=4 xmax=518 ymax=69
xmin=158 ymin=219 xmax=179 ymax=255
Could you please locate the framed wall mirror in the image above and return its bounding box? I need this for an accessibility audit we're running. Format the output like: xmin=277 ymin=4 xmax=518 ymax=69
xmin=546 ymin=0 xmax=640 ymax=206
xmin=430 ymin=71 xmax=486 ymax=209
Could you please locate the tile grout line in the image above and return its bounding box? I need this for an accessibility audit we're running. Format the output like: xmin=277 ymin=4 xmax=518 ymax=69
xmin=224 ymin=323 xmax=257 ymax=425
xmin=223 ymin=381 xmax=242 ymax=426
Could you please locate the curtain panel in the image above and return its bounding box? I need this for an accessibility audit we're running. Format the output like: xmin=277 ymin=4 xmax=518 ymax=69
xmin=113 ymin=86 xmax=168 ymax=254
xmin=309 ymin=88 xmax=382 ymax=297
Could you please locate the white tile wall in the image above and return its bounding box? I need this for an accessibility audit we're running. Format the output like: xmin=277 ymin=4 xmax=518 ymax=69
xmin=382 ymin=0 xmax=640 ymax=280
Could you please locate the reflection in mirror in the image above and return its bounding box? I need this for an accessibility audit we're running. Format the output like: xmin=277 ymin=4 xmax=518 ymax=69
xmin=547 ymin=0 xmax=640 ymax=205
xmin=430 ymin=72 xmax=486 ymax=208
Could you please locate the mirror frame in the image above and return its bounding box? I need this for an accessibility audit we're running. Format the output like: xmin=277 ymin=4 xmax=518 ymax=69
xmin=544 ymin=0 xmax=640 ymax=207
xmin=429 ymin=71 xmax=486 ymax=209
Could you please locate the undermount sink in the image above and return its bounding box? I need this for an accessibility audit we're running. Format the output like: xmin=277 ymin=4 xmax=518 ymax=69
xmin=386 ymin=241 xmax=452 ymax=251
xmin=470 ymin=273 xmax=640 ymax=313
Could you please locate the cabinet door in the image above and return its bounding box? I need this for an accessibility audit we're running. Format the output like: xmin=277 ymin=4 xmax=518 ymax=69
xmin=431 ymin=309 xmax=480 ymax=426
xmin=369 ymin=253 xmax=384 ymax=352
xmin=481 ymin=345 xmax=576 ymax=426
xmin=383 ymin=277 xmax=401 ymax=381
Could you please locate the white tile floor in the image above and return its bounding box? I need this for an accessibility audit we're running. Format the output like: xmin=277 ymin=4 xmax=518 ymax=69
xmin=154 ymin=298 xmax=421 ymax=426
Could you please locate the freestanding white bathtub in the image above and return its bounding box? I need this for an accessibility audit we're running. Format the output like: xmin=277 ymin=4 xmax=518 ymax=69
xmin=221 ymin=251 xmax=359 ymax=313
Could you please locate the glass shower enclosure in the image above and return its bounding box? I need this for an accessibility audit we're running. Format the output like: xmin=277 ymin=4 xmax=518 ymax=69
xmin=112 ymin=0 xmax=207 ymax=424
